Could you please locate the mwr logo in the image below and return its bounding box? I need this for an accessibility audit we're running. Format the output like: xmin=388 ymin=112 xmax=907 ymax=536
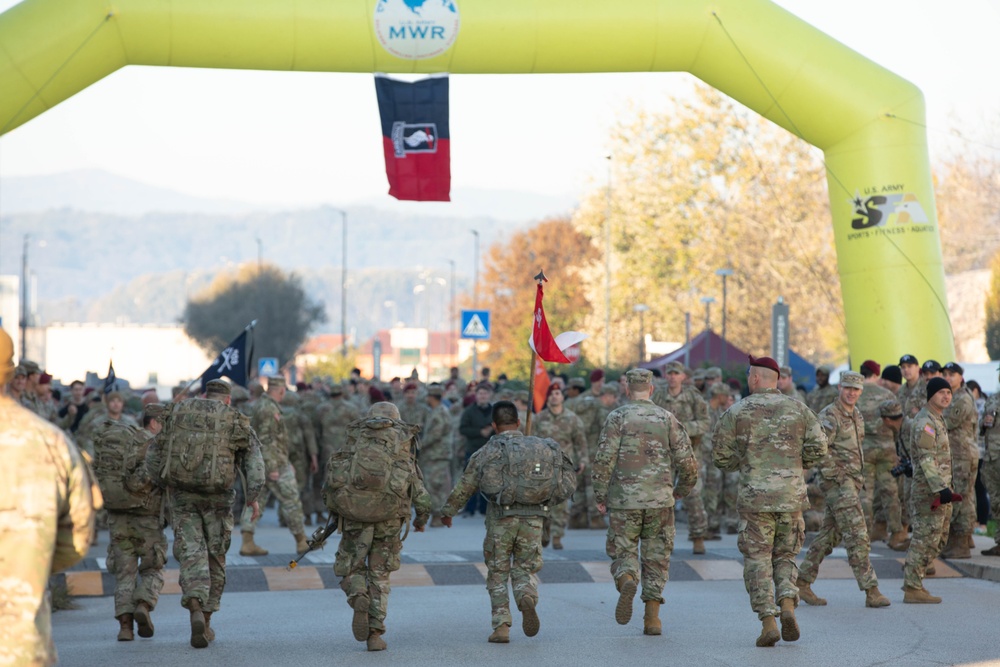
xmin=850 ymin=189 xmax=929 ymax=230
xmin=374 ymin=0 xmax=460 ymax=61
xmin=391 ymin=122 xmax=438 ymax=157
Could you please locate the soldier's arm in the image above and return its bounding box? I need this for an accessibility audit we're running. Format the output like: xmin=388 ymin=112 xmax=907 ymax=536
xmin=143 ymin=435 xmax=165 ymax=488
xmin=424 ymin=411 xmax=451 ymax=447
xmin=711 ymin=409 xmax=741 ymax=472
xmin=253 ymin=405 xmax=282 ymax=474
xmin=52 ymin=435 xmax=96 ymax=573
xmin=410 ymin=472 xmax=433 ymax=528
xmin=670 ymin=416 xmax=699 ymax=497
xmin=571 ymin=415 xmax=589 ymax=470
xmin=687 ymin=393 xmax=711 ymax=439
xmin=239 ymin=431 xmax=267 ymax=504
xmin=440 ymin=450 xmax=484 ymax=516
xmin=592 ymin=412 xmax=622 ymax=506
xmin=800 ymin=410 xmax=829 ymax=469
xmin=816 ymin=411 xmax=840 ymax=480
xmin=299 ymin=413 xmax=318 ymax=457
xmin=912 ymin=422 xmax=948 ymax=492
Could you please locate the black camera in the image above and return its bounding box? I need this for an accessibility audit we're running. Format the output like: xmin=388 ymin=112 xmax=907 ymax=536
xmin=890 ymin=459 xmax=913 ymax=478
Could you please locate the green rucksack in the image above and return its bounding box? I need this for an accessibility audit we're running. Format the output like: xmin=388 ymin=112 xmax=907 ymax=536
xmin=323 ymin=416 xmax=421 ymax=523
xmin=92 ymin=420 xmax=149 ymax=512
xmin=478 ymin=434 xmax=576 ymax=508
xmin=158 ymin=398 xmax=250 ymax=494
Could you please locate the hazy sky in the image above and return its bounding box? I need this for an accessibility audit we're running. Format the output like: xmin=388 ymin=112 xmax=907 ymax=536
xmin=0 ymin=0 xmax=997 ymax=212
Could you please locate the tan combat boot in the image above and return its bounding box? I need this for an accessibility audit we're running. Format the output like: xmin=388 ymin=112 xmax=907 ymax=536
xmin=117 ymin=614 xmax=134 ymax=641
xmin=886 ymin=530 xmax=909 ymax=550
xmin=865 ymin=586 xmax=891 ymax=607
xmin=294 ymin=533 xmax=310 ymax=554
xmin=778 ymin=598 xmax=799 ymax=642
xmin=925 ymin=564 xmax=936 ymax=576
xmin=134 ymin=601 xmax=154 ymax=638
xmin=352 ymin=596 xmax=370 ymax=642
xmin=940 ymin=533 xmax=971 ymax=559
xmin=756 ymin=616 xmax=780 ymax=647
xmin=552 ymin=536 xmax=563 ymax=550
xmin=203 ymin=612 xmax=215 ymax=641
xmin=692 ymin=538 xmax=706 ymax=555
xmin=797 ymin=579 xmax=827 ymax=606
xmin=903 ymin=586 xmax=941 ymax=604
xmin=615 ymin=574 xmax=638 ymax=625
xmin=189 ymin=599 xmax=208 ymax=649
xmin=982 ymin=544 xmax=1000 ymax=556
xmin=488 ymin=624 xmax=510 ymax=643
xmin=869 ymin=520 xmax=888 ymax=543
xmin=518 ymin=597 xmax=540 ymax=637
xmin=367 ymin=630 xmax=387 ymax=651
xmin=643 ymin=600 xmax=661 ymax=636
xmin=239 ymin=531 xmax=268 ymax=556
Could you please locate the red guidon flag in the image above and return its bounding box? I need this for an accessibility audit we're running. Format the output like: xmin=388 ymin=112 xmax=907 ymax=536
xmin=529 ymin=282 xmax=588 ymax=363
xmin=532 ymin=356 xmax=550 ymax=413
xmin=374 ymin=74 xmax=450 ymax=202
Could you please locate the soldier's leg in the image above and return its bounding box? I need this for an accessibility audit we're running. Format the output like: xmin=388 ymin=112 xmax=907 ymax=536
xmin=273 ymin=464 xmax=307 ymax=537
xmin=703 ymin=460 xmax=723 ymax=534
xmin=204 ymin=505 xmax=234 ymax=613
xmin=291 ymin=457 xmax=312 ymax=520
xmin=684 ymin=474 xmax=707 ymax=540
xmin=568 ymin=473 xmax=589 ymax=527
xmin=240 ymin=484 xmax=271 ymax=534
xmin=772 ymin=512 xmax=805 ymax=605
xmin=606 ymin=510 xmax=642 ymax=585
xmin=134 ymin=516 xmax=167 ymax=610
xmin=420 ymin=459 xmax=452 ymax=517
xmin=875 ymin=448 xmax=903 ymax=534
xmin=861 ymin=457 xmax=877 ymax=529
xmin=736 ymin=511 xmax=780 ymax=619
xmin=797 ymin=503 xmax=842 ymax=584
xmin=903 ymin=502 xmax=951 ymax=590
xmin=637 ymin=508 xmax=675 ymax=603
xmin=172 ymin=504 xmax=211 ymax=610
xmin=484 ymin=515 xmax=517 ymax=630
xmin=722 ymin=471 xmax=739 ymax=532
xmin=834 ymin=497 xmax=878 ymax=591
xmin=899 ymin=476 xmax=911 ymax=528
xmin=335 ymin=522 xmax=376 ymax=610
xmin=981 ymin=458 xmax=1000 ymax=549
xmin=509 ymin=517 xmax=544 ymax=609
xmin=550 ymin=500 xmax=569 ymax=540
xmin=107 ymin=512 xmax=140 ymax=618
xmin=949 ymin=458 xmax=977 ymax=538
xmin=366 ymin=519 xmax=404 ymax=634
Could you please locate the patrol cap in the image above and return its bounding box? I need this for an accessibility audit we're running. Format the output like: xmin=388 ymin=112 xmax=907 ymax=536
xmin=144 ymin=402 xmax=167 ymax=419
xmin=601 ymin=384 xmax=619 ymax=396
xmin=709 ymin=383 xmax=731 ymax=397
xmin=515 ymin=390 xmax=529 ymax=403
xmin=748 ymin=355 xmax=780 ymax=375
xmin=13 ymin=364 xmax=28 ymax=378
xmin=816 ymin=364 xmax=833 ymax=375
xmin=664 ymin=361 xmax=684 ymax=375
xmin=282 ymin=391 xmax=301 ymax=405
xmin=840 ymin=371 xmax=864 ymax=389
xmin=879 ymin=399 xmax=903 ymax=419
xmin=105 ymin=390 xmax=124 ymax=403
xmin=860 ymin=360 xmax=881 ymax=376
xmin=927 ymin=376 xmax=951 ymax=400
xmin=881 ymin=365 xmax=902 ymax=384
xmin=427 ymin=383 xmax=444 ymax=398
xmin=779 ymin=366 xmax=793 ymax=378
xmin=682 ymin=366 xmax=694 ymax=378
xmin=899 ymin=354 xmax=918 ymax=366
xmin=568 ymin=377 xmax=586 ymax=389
xmin=921 ymin=360 xmax=942 ymax=373
xmin=692 ymin=369 xmax=706 ymax=381
xmin=20 ymin=360 xmax=40 ymax=375
xmin=267 ymin=375 xmax=287 ymax=389
xmin=0 ymin=328 xmax=14 ymax=384
xmin=368 ymin=401 xmax=400 ymax=420
xmin=705 ymin=367 xmax=722 ymax=379
xmin=625 ymin=368 xmax=653 ymax=385
xmin=205 ymin=379 xmax=232 ymax=396
xmin=404 ymin=382 xmax=419 ymax=392
xmin=230 ymin=385 xmax=250 ymax=402
xmin=942 ymin=362 xmax=964 ymax=375
xmin=329 ymin=383 xmax=344 ymax=396
xmin=590 ymin=369 xmax=605 ymax=382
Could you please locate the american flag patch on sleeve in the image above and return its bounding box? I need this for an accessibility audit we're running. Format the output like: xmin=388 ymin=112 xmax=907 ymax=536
xmin=923 ymin=424 xmax=935 ymax=436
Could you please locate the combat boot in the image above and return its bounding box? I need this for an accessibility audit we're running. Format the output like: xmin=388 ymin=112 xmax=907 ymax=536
xmin=189 ymin=599 xmax=208 ymax=649
xmin=642 ymin=601 xmax=661 ymax=636
xmin=518 ymin=597 xmax=540 ymax=637
xmin=352 ymin=596 xmax=370 ymax=642
xmin=692 ymin=538 xmax=706 ymax=555
xmin=981 ymin=544 xmax=1000 ymax=556
xmin=303 ymin=514 xmax=312 ymax=527
xmin=488 ymin=624 xmax=510 ymax=643
xmin=889 ymin=537 xmax=910 ymax=552
xmin=870 ymin=520 xmax=888 ymax=543
xmin=615 ymin=574 xmax=638 ymax=625
xmin=239 ymin=531 xmax=268 ymax=556
xmin=203 ymin=612 xmax=215 ymax=641
xmin=903 ymin=586 xmax=941 ymax=604
xmin=367 ymin=630 xmax=387 ymax=651
xmin=925 ymin=564 xmax=936 ymax=576
xmin=117 ymin=614 xmax=134 ymax=641
xmin=134 ymin=601 xmax=154 ymax=638
xmin=796 ymin=579 xmax=827 ymax=606
xmin=589 ymin=515 xmax=608 ymax=530
xmin=778 ymin=598 xmax=799 ymax=642
xmin=294 ymin=533 xmax=310 ymax=554
xmin=887 ymin=530 xmax=909 ymax=550
xmin=940 ymin=533 xmax=971 ymax=559
xmin=552 ymin=536 xmax=563 ymax=550
xmin=864 ymin=586 xmax=891 ymax=608
xmin=967 ymin=534 xmax=976 ymax=549
xmin=756 ymin=616 xmax=780 ymax=647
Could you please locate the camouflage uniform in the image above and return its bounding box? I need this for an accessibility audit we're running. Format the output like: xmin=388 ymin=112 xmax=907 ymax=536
xmin=594 ymin=397 xmax=698 ymax=602
xmin=903 ymin=407 xmax=952 ymax=590
xmin=441 ymin=430 xmax=576 ymax=631
xmin=704 ymin=401 xmax=739 ymax=534
xmin=712 ymin=387 xmax=827 ymax=620
xmin=420 ymin=401 xmax=454 ymax=517
xmin=397 ymin=399 xmax=430 ymax=430
xmin=806 ymin=384 xmax=839 ymax=414
xmin=281 ymin=394 xmax=319 ymax=521
xmin=652 ymin=385 xmax=711 ymax=539
xmin=568 ymin=392 xmax=614 ymax=527
xmin=0 ymin=395 xmax=97 ymax=667
xmin=241 ymin=393 xmax=306 ymax=537
xmin=943 ymin=385 xmax=979 ymax=538
xmin=857 ymin=382 xmax=902 ymax=533
xmin=532 ymin=407 xmax=588 ymax=540
xmin=979 ymin=391 xmax=1000 ymax=552
xmin=315 ymin=394 xmax=362 ymax=512
xmin=145 ymin=398 xmax=264 ymax=614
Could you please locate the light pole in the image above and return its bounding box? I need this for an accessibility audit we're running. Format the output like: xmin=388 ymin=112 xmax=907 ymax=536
xmin=604 ymin=154 xmax=612 ymax=367
xmin=633 ymin=304 xmax=649 ymax=364
xmin=715 ymin=268 xmax=734 ymax=366
xmin=700 ymin=296 xmax=715 ymax=332
xmin=471 ymin=229 xmax=480 ymax=379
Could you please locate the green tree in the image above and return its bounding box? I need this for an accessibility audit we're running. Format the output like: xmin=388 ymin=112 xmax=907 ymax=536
xmin=184 ymin=263 xmax=326 ymax=367
xmin=300 ymin=349 xmax=358 ymax=383
xmin=986 ymin=251 xmax=1000 ymax=359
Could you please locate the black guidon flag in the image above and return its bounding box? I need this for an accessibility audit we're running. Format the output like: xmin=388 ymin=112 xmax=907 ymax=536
xmin=198 ymin=328 xmax=254 ymax=392
xmin=374 ymin=74 xmax=450 ymax=202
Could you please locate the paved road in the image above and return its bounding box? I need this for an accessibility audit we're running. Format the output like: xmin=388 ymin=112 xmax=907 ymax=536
xmin=52 ymin=513 xmax=1000 ymax=667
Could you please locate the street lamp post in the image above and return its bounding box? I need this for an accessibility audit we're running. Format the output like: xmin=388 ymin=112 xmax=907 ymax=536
xmin=633 ymin=304 xmax=649 ymax=364
xmin=715 ymin=268 xmax=734 ymax=366
xmin=701 ymin=296 xmax=715 ymax=365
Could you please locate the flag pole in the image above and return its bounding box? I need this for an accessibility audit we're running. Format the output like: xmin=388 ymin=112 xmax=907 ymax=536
xmin=524 ymin=270 xmax=547 ymax=436
xmin=175 ymin=319 xmax=258 ymax=402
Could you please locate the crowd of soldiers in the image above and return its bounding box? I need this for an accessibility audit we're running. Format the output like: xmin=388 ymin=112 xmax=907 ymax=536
xmin=4 ymin=324 xmax=1000 ymax=660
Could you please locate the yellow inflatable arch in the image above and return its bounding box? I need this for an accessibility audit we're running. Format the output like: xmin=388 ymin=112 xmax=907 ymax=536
xmin=0 ymin=0 xmax=953 ymax=365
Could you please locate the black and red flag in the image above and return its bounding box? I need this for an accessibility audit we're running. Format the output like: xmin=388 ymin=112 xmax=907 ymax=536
xmin=374 ymin=74 xmax=450 ymax=202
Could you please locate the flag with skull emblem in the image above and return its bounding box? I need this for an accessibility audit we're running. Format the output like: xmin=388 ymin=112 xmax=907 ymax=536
xmin=198 ymin=326 xmax=254 ymax=392
xmin=374 ymin=74 xmax=450 ymax=201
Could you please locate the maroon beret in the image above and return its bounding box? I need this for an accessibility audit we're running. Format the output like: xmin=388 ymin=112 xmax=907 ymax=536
xmin=589 ymin=369 xmax=605 ymax=382
xmin=404 ymin=383 xmax=418 ymax=392
xmin=748 ymin=354 xmax=780 ymax=375
xmin=861 ymin=360 xmax=881 ymax=376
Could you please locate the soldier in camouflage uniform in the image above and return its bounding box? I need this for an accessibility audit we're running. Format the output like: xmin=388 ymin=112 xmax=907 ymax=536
xmin=398 ymin=383 xmax=430 ymax=429
xmin=421 ymin=384 xmax=453 ymax=527
xmin=532 ymin=385 xmax=588 ymax=549
xmin=440 ymin=401 xmax=576 ymax=644
xmin=703 ymin=383 xmax=735 ymax=535
xmin=315 ymin=384 xmax=361 ymax=521
xmin=566 ymin=371 xmax=613 ymax=530
xmin=806 ymin=365 xmax=839 ymax=414
xmin=280 ymin=391 xmax=319 ymax=526
xmin=796 ymin=372 xmax=890 ymax=608
xmin=978 ymin=366 xmax=1000 ymax=557
xmin=713 ymin=355 xmax=827 ymax=647
xmin=103 ymin=403 xmax=169 ymax=641
xmin=594 ymin=369 xmax=698 ymax=636
xmin=902 ymin=378 xmax=957 ymax=602
xmin=939 ymin=362 xmax=979 ymax=559
xmin=0 ymin=329 xmax=97 ymax=667
xmin=778 ymin=365 xmax=808 ymax=403
xmin=652 ymin=361 xmax=712 ymax=552
xmin=856 ymin=360 xmax=904 ymax=546
xmin=240 ymin=376 xmax=310 ymax=556
xmin=145 ymin=379 xmax=265 ymax=647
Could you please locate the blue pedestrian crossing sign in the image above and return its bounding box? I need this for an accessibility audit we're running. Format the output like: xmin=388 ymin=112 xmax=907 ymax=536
xmin=460 ymin=310 xmax=491 ymax=340
xmin=258 ymin=357 xmax=279 ymax=377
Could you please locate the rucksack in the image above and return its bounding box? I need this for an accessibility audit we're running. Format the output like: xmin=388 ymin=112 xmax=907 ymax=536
xmin=478 ymin=434 xmax=575 ymax=508
xmin=323 ymin=417 xmax=421 ymax=523
xmin=92 ymin=420 xmax=149 ymax=512
xmin=158 ymin=398 xmax=250 ymax=494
